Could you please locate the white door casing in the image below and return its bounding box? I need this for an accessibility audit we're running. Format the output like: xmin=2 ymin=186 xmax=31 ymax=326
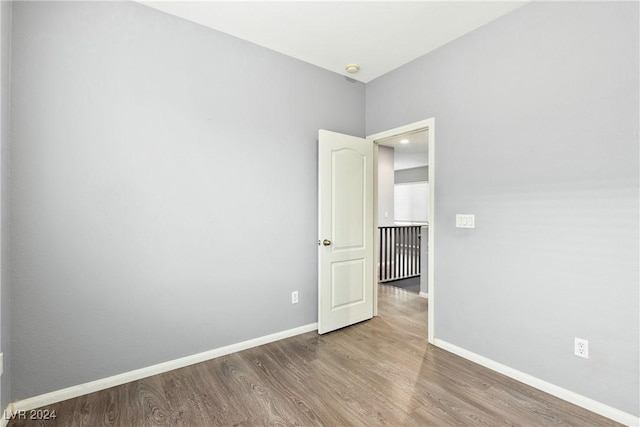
xmin=318 ymin=130 xmax=374 ymax=334
xmin=367 ymin=117 xmax=435 ymax=343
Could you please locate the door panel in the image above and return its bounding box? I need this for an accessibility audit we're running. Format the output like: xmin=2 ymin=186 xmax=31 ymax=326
xmin=318 ymin=130 xmax=373 ymax=334
xmin=332 ymin=149 xmax=365 ymax=249
xmin=331 ymin=259 xmax=365 ymax=309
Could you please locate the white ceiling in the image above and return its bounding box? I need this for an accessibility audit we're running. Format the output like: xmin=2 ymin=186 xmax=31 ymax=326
xmin=139 ymin=1 xmax=529 ymax=83
xmin=378 ymin=130 xmax=429 ymax=171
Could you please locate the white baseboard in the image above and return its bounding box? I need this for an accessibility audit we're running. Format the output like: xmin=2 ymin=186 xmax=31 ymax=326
xmin=10 ymin=323 xmax=318 ymax=413
xmin=432 ymin=338 xmax=640 ymax=427
xmin=418 ymin=292 xmax=428 ymax=299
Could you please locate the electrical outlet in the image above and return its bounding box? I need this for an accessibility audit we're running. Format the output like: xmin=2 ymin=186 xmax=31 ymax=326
xmin=574 ymin=337 xmax=589 ymax=359
xmin=291 ymin=291 xmax=299 ymax=304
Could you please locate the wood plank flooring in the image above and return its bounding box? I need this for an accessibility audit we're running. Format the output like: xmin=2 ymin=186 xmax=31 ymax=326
xmin=9 ymin=285 xmax=621 ymax=426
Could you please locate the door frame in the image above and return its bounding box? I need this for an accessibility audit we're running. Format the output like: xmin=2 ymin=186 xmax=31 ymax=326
xmin=367 ymin=118 xmax=435 ymax=344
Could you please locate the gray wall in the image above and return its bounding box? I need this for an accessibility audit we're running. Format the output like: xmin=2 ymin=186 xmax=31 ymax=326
xmin=395 ymin=166 xmax=428 ymax=184
xmin=420 ymin=226 xmax=428 ymax=295
xmin=10 ymin=1 xmax=364 ymax=400
xmin=377 ymin=146 xmax=394 ymax=226
xmin=0 ymin=0 xmax=12 ymax=410
xmin=367 ymin=1 xmax=639 ymax=417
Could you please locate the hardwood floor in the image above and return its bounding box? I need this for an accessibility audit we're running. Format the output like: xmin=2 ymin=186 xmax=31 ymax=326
xmin=386 ymin=276 xmax=420 ymax=294
xmin=9 ymin=285 xmax=621 ymax=426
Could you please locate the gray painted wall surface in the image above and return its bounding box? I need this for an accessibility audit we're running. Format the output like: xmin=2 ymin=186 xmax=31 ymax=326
xmin=367 ymin=1 xmax=639 ymax=416
xmin=0 ymin=0 xmax=12 ymax=410
xmin=420 ymin=226 xmax=428 ymax=295
xmin=377 ymin=146 xmax=394 ymax=226
xmin=395 ymin=166 xmax=428 ymax=184
xmin=10 ymin=1 xmax=364 ymax=400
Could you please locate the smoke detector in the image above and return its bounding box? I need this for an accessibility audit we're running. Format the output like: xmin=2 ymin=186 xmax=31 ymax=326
xmin=345 ymin=64 xmax=360 ymax=74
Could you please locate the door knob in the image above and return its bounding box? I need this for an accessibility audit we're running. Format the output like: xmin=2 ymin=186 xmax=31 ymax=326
xmin=322 ymin=239 xmax=332 ymax=246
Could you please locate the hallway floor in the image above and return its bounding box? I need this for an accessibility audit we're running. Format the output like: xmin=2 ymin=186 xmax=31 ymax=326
xmin=384 ymin=276 xmax=420 ymax=293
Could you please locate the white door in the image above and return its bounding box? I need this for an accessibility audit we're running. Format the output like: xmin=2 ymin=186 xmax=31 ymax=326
xmin=318 ymin=129 xmax=374 ymax=334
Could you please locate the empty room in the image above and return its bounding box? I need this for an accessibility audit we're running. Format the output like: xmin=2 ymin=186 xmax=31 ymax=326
xmin=0 ymin=0 xmax=638 ymax=425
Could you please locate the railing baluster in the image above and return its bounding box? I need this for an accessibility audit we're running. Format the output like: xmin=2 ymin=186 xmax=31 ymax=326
xmin=415 ymin=226 xmax=419 ymax=276
xmin=402 ymin=228 xmax=409 ymax=277
xmin=377 ymin=225 xmax=424 ymax=283
xmin=404 ymin=227 xmax=408 ymax=277
xmin=417 ymin=226 xmax=420 ymax=275
xmin=409 ymin=226 xmax=413 ymax=276
xmin=385 ymin=229 xmax=392 ymax=280
xmin=417 ymin=227 xmax=420 ymax=274
xmin=380 ymin=228 xmax=383 ymax=282
xmin=389 ymin=227 xmax=393 ymax=279
xmin=399 ymin=227 xmax=403 ymax=278
xmin=412 ymin=226 xmax=416 ymax=276
xmin=386 ymin=227 xmax=390 ymax=281
xmin=378 ymin=227 xmax=382 ymax=282
xmin=394 ymin=227 xmax=398 ymax=279
xmin=401 ymin=227 xmax=406 ymax=278
xmin=384 ymin=227 xmax=389 ymax=281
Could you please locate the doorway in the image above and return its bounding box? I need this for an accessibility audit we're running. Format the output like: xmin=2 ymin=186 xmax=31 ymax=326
xmin=368 ymin=118 xmax=435 ymax=343
xmin=376 ymin=130 xmax=428 ymax=295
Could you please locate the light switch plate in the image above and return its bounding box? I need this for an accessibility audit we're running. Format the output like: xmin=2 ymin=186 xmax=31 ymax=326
xmin=456 ymin=214 xmax=475 ymax=228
